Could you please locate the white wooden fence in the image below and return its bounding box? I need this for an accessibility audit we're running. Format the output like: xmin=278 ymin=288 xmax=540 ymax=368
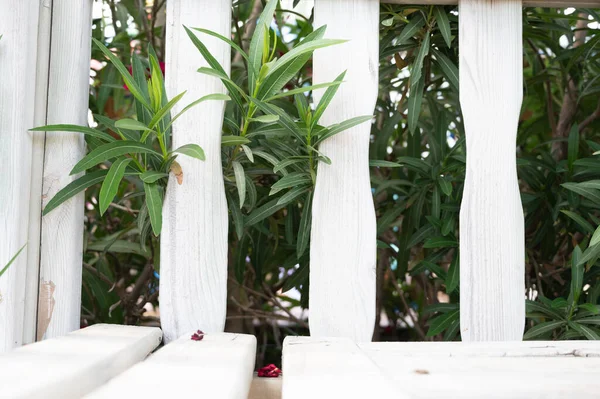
xmin=1 ymin=0 xmax=600 ymax=398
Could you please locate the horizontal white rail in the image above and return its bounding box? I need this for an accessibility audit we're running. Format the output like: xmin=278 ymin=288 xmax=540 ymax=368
xmin=0 ymin=324 xmax=162 ymax=399
xmin=282 ymin=337 xmax=409 ymax=399
xmin=284 ymin=338 xmax=600 ymax=399
xmin=86 ymin=333 xmax=256 ymax=398
xmin=382 ymin=0 xmax=600 ymax=6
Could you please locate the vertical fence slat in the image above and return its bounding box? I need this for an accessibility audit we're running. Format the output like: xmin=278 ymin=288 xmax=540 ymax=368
xmin=459 ymin=0 xmax=525 ymax=341
xmin=161 ymin=0 xmax=231 ymax=342
xmin=0 ymin=1 xmax=41 ymax=352
xmin=310 ymin=0 xmax=379 ymax=341
xmin=37 ymin=0 xmax=93 ymax=340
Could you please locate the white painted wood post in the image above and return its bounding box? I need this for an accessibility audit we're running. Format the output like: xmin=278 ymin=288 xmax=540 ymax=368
xmin=161 ymin=0 xmax=231 ymax=342
xmin=459 ymin=0 xmax=525 ymax=341
xmin=36 ymin=0 xmax=94 ymax=340
xmin=310 ymin=0 xmax=379 ymax=341
xmin=0 ymin=1 xmax=41 ymax=352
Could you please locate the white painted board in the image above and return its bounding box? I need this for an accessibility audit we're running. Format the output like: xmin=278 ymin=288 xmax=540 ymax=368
xmin=0 ymin=324 xmax=162 ymax=399
xmin=86 ymin=332 xmax=256 ymax=399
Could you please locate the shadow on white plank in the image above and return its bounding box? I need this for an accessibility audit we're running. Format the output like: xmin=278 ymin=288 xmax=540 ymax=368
xmin=86 ymin=332 xmax=256 ymax=398
xmin=0 ymin=324 xmax=162 ymax=399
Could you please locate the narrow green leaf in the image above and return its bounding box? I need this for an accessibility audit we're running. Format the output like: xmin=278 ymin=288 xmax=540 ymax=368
xmin=184 ymin=26 xmax=244 ymax=111
xmin=144 ymin=182 xmax=162 ymax=236
xmin=411 ymin=33 xmax=430 ymax=86
xmin=43 ymin=170 xmax=108 ymax=215
xmin=251 ymin=114 xmax=280 ymax=123
xmin=423 ymin=236 xmax=458 ymax=248
xmin=526 ymin=299 xmax=565 ymax=320
xmin=438 ymin=177 xmax=452 ymax=196
xmin=227 ymin=191 xmax=244 ymax=240
xmin=561 ymin=210 xmax=595 ymax=234
xmin=577 ymin=243 xmax=600 ymax=267
xmin=140 ymin=171 xmax=168 ymax=183
xmin=570 ymin=245 xmax=584 ymax=305
xmin=591 ymin=225 xmax=600 ymax=247
xmin=312 ymin=71 xmax=346 ymax=128
xmin=248 ymin=0 xmax=279 ymax=95
xmin=523 ymin=321 xmax=565 ymax=340
xmin=568 ymin=123 xmax=579 ymax=171
xmin=0 ymin=244 xmax=27 ymax=278
xmin=369 ymin=160 xmax=403 ymax=168
xmin=248 ymin=98 xmax=305 ymax=142
xmin=92 ymin=38 xmax=150 ymax=109
xmin=270 ymin=172 xmax=312 ymax=195
xmin=71 ymin=141 xmax=161 ymax=175
xmin=245 ymin=198 xmax=286 ymax=226
xmin=265 ymin=81 xmax=342 ymax=102
xmin=233 ymin=161 xmax=246 ymax=208
xmin=276 ymin=185 xmax=309 ymax=206
xmin=166 ymin=94 xmax=231 ymax=132
xmin=222 ymin=135 xmax=251 ymax=146
xmin=148 ymin=91 xmax=186 ymax=130
xmin=115 ymin=118 xmax=152 ymax=131
xmin=192 ymin=27 xmax=249 ymax=61
xmin=172 ymin=144 xmax=205 ymax=160
xmin=297 ymin=191 xmax=313 ymax=257
xmin=433 ymin=7 xmax=452 ymax=48
xmin=427 ymin=310 xmax=459 ymax=337
xmin=314 ymin=115 xmax=373 ymax=146
xmin=446 ymin=252 xmax=459 ymax=293
xmin=408 ymin=76 xmax=425 ymax=134
xmin=99 ymin=158 xmax=132 ymax=215
xmin=568 ymin=321 xmax=600 ymax=340
xmin=431 ymin=48 xmax=459 ymax=91
xmin=562 ymin=183 xmax=600 ymax=203
xmin=397 ymin=13 xmax=425 ymax=45
xmin=30 ymin=124 xmax=116 ymax=142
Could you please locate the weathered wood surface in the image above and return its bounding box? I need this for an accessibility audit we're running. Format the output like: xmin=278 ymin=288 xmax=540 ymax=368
xmin=0 ymin=0 xmax=41 ymax=353
xmin=459 ymin=0 xmax=525 ymax=341
xmin=284 ymin=338 xmax=600 ymax=399
xmin=383 ymin=0 xmax=600 ymax=6
xmin=86 ymin=333 xmax=256 ymax=399
xmin=161 ymin=0 xmax=231 ymax=342
xmin=362 ymin=341 xmax=600 ymax=399
xmin=36 ymin=0 xmax=94 ymax=340
xmin=282 ymin=337 xmax=408 ymax=399
xmin=310 ymin=0 xmax=379 ymax=342
xmin=0 ymin=324 xmax=162 ymax=399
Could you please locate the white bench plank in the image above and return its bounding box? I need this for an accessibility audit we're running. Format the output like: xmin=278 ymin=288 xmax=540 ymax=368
xmin=361 ymin=342 xmax=600 ymax=399
xmin=0 ymin=324 xmax=162 ymax=398
xmin=282 ymin=337 xmax=409 ymax=399
xmin=459 ymin=0 xmax=525 ymax=341
xmin=310 ymin=0 xmax=379 ymax=342
xmin=86 ymin=332 xmax=256 ymax=398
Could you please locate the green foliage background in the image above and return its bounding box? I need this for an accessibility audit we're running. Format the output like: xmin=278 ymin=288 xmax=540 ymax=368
xmin=80 ymin=1 xmax=600 ymax=364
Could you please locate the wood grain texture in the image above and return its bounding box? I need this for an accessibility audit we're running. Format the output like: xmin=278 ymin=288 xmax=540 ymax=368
xmin=25 ymin=0 xmax=53 ymax=346
xmin=282 ymin=337 xmax=409 ymax=399
xmin=459 ymin=0 xmax=525 ymax=341
xmin=86 ymin=333 xmax=256 ymax=398
xmin=0 ymin=324 xmax=162 ymax=399
xmin=37 ymin=0 xmax=93 ymax=340
xmin=0 ymin=0 xmax=41 ymax=353
xmin=360 ymin=341 xmax=600 ymax=357
xmin=383 ymin=0 xmax=600 ymax=5
xmin=361 ymin=341 xmax=600 ymax=399
xmin=161 ymin=0 xmax=231 ymax=342
xmin=310 ymin=0 xmax=379 ymax=342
